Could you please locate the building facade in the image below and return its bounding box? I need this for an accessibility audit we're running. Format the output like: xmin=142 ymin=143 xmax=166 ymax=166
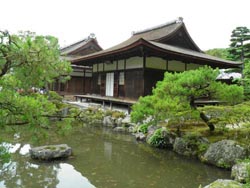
xmin=71 ymin=18 xmax=241 ymax=100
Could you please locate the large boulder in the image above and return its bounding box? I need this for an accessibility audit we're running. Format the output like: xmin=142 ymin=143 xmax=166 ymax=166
xmin=29 ymin=144 xmax=72 ymax=161
xmin=203 ymin=179 xmax=243 ymax=188
xmin=173 ymin=135 xmax=209 ymax=158
xmin=231 ymin=161 xmax=250 ymax=183
xmin=201 ymin=140 xmax=248 ymax=168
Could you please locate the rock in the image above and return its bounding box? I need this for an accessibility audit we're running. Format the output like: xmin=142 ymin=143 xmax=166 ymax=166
xmin=203 ymin=179 xmax=243 ymax=188
xmin=160 ymin=127 xmax=176 ymax=148
xmin=231 ymin=161 xmax=250 ymax=183
xmin=128 ymin=125 xmax=135 ymax=133
xmin=29 ymin=144 xmax=72 ymax=161
xmin=121 ymin=115 xmax=130 ymax=124
xmin=201 ymin=140 xmax=248 ymax=168
xmin=115 ymin=117 xmax=123 ymax=127
xmin=113 ymin=127 xmax=127 ymax=132
xmin=103 ymin=116 xmax=115 ymax=127
xmin=135 ymin=132 xmax=146 ymax=141
xmin=173 ymin=135 xmax=209 ymax=158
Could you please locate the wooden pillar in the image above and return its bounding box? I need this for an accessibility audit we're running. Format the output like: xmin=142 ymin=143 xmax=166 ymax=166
xmin=124 ymin=59 xmax=126 ymax=98
xmin=83 ymin=68 xmax=86 ymax=94
xmin=142 ymin=50 xmax=146 ymax=96
xmin=114 ymin=60 xmax=119 ymax=97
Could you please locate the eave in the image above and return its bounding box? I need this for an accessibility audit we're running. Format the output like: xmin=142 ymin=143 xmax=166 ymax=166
xmin=72 ymin=38 xmax=242 ymax=69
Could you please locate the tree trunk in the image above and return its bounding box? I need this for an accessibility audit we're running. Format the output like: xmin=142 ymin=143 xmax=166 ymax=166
xmin=200 ymin=112 xmax=215 ymax=131
xmin=190 ymin=96 xmax=215 ymax=131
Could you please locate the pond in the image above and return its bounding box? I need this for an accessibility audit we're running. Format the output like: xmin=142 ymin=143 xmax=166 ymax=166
xmin=0 ymin=125 xmax=230 ymax=188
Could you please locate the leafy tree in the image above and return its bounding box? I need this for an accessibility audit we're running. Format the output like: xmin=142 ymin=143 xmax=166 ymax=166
xmin=228 ymin=27 xmax=250 ymax=62
xmin=131 ymin=66 xmax=244 ymax=131
xmin=205 ymin=48 xmax=229 ymax=60
xmin=0 ymin=31 xmax=72 ymax=162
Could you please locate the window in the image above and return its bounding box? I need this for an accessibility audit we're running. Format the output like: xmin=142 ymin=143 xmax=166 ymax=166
xmin=119 ymin=72 xmax=124 ymax=85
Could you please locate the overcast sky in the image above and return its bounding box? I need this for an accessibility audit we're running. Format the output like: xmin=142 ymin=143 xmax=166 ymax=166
xmin=1 ymin=0 xmax=250 ymax=51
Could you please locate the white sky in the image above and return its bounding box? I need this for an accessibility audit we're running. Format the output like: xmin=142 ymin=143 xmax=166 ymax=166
xmin=1 ymin=0 xmax=250 ymax=51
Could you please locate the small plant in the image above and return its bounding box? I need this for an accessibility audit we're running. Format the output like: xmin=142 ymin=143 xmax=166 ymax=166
xmin=137 ymin=124 xmax=150 ymax=134
xmin=147 ymin=128 xmax=167 ymax=148
xmin=0 ymin=145 xmax=11 ymax=164
xmin=198 ymin=143 xmax=209 ymax=155
xmin=111 ymin=111 xmax=125 ymax=119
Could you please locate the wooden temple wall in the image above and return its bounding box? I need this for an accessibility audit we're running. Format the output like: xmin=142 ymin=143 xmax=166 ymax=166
xmin=91 ymin=56 xmax=203 ymax=100
xmin=50 ymin=67 xmax=92 ymax=95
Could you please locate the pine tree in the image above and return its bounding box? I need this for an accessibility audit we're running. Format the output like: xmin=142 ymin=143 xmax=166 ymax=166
xmin=228 ymin=27 xmax=250 ymax=62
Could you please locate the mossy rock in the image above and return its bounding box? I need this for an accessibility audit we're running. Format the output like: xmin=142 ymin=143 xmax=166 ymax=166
xmin=203 ymin=179 xmax=243 ymax=188
xmin=29 ymin=144 xmax=72 ymax=161
xmin=232 ymin=161 xmax=250 ymax=183
xmin=202 ymin=140 xmax=248 ymax=169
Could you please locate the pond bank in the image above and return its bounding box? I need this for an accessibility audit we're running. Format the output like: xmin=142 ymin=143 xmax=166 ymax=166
xmin=68 ymin=101 xmax=250 ymax=187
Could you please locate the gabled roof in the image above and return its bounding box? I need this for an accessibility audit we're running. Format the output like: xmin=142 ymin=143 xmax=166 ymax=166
xmin=61 ymin=34 xmax=103 ymax=56
xmin=131 ymin=17 xmax=202 ymax=52
xmin=71 ymin=18 xmax=242 ymax=69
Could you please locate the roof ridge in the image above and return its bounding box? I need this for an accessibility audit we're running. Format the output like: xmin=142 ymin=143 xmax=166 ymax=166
xmin=132 ymin=17 xmax=183 ymax=35
xmin=60 ymin=33 xmax=96 ymax=51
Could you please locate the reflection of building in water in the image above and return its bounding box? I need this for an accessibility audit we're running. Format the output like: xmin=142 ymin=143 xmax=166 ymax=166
xmin=104 ymin=142 xmax=112 ymax=160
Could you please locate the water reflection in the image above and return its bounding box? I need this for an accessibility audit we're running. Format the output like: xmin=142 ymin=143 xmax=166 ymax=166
xmin=0 ymin=126 xmax=230 ymax=188
xmin=104 ymin=142 xmax=112 ymax=160
xmin=0 ymin=144 xmax=95 ymax=188
xmin=57 ymin=163 xmax=95 ymax=188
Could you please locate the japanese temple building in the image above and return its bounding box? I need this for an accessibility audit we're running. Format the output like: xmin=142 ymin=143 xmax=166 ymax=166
xmin=69 ymin=18 xmax=241 ymax=100
xmin=51 ymin=34 xmax=102 ymax=95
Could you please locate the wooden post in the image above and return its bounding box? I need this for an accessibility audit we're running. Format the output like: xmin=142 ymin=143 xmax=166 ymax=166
xmin=83 ymin=68 xmax=86 ymax=94
xmin=142 ymin=50 xmax=146 ymax=96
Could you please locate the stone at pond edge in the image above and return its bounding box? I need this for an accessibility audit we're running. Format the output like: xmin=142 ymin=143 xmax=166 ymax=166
xmin=29 ymin=144 xmax=72 ymax=161
xmin=231 ymin=161 xmax=250 ymax=183
xmin=201 ymin=140 xmax=247 ymax=168
xmin=173 ymin=136 xmax=209 ymax=158
xmin=103 ymin=116 xmax=115 ymax=127
xmin=113 ymin=126 xmax=127 ymax=132
xmin=203 ymin=179 xmax=243 ymax=188
xmin=135 ymin=132 xmax=146 ymax=141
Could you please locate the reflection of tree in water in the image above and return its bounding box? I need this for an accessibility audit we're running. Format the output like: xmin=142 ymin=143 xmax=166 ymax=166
xmin=1 ymin=144 xmax=60 ymax=188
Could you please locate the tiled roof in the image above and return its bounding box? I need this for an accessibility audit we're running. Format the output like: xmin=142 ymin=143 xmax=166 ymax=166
xmin=71 ymin=18 xmax=242 ymax=68
xmin=61 ymin=34 xmax=102 ymax=55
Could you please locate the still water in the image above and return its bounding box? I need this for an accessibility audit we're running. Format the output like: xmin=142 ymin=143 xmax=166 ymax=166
xmin=0 ymin=126 xmax=230 ymax=188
